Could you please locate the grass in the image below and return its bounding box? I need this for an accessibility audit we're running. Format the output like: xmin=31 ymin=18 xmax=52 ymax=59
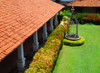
xmin=69 ymin=24 xmax=76 ymax=34
xmin=53 ymin=24 xmax=100 ymax=73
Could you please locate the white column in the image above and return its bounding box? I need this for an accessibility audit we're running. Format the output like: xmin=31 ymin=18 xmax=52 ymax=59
xmin=33 ymin=31 xmax=39 ymax=51
xmin=54 ymin=14 xmax=58 ymax=27
xmin=43 ymin=23 xmax=48 ymax=40
xmin=50 ymin=17 xmax=54 ymax=32
xmin=17 ymin=43 xmax=25 ymax=71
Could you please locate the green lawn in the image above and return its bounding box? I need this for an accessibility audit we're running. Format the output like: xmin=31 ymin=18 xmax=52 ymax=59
xmin=53 ymin=24 xmax=100 ymax=73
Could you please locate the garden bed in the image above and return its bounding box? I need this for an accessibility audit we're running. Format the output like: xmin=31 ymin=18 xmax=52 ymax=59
xmin=24 ymin=24 xmax=67 ymax=73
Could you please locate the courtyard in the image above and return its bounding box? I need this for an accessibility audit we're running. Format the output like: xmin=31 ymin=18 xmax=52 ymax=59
xmin=53 ymin=24 xmax=100 ymax=73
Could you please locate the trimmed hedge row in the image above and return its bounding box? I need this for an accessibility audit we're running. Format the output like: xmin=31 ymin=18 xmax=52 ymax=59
xmin=75 ymin=13 xmax=100 ymax=25
xmin=63 ymin=36 xmax=85 ymax=46
xmin=24 ymin=24 xmax=67 ymax=73
xmin=60 ymin=10 xmax=100 ymax=25
xmin=47 ymin=25 xmax=67 ymax=41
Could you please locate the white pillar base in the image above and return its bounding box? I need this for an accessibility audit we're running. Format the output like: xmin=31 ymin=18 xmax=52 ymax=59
xmin=33 ymin=31 xmax=39 ymax=51
xmin=17 ymin=43 xmax=25 ymax=71
xmin=33 ymin=42 xmax=39 ymax=51
xmin=54 ymin=21 xmax=58 ymax=27
xmin=43 ymin=33 xmax=48 ymax=40
xmin=17 ymin=58 xmax=26 ymax=70
xmin=50 ymin=26 xmax=54 ymax=32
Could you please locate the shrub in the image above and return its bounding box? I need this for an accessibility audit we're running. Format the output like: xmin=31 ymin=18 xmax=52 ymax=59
xmin=75 ymin=13 xmax=100 ymax=24
xmin=60 ymin=10 xmax=72 ymax=17
xmin=24 ymin=24 xmax=67 ymax=73
xmin=62 ymin=16 xmax=70 ymax=22
xmin=63 ymin=36 xmax=85 ymax=46
xmin=47 ymin=25 xmax=67 ymax=41
xmin=25 ymin=39 xmax=61 ymax=73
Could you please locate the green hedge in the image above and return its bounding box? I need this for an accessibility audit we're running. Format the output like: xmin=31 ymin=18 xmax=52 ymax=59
xmin=60 ymin=10 xmax=72 ymax=17
xmin=75 ymin=13 xmax=100 ymax=25
xmin=63 ymin=36 xmax=85 ymax=46
xmin=60 ymin=10 xmax=100 ymax=25
xmin=24 ymin=24 xmax=67 ymax=73
xmin=47 ymin=25 xmax=67 ymax=41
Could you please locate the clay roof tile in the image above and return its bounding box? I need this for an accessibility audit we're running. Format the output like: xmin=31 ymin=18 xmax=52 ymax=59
xmin=0 ymin=0 xmax=64 ymax=61
xmin=67 ymin=0 xmax=100 ymax=7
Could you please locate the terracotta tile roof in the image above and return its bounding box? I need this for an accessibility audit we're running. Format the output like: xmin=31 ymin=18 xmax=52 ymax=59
xmin=0 ymin=0 xmax=64 ymax=61
xmin=67 ymin=0 xmax=100 ymax=7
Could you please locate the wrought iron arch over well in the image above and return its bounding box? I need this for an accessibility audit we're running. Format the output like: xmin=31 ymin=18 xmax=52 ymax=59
xmin=65 ymin=6 xmax=80 ymax=41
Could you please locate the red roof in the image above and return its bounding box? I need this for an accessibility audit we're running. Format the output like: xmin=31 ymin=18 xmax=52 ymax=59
xmin=0 ymin=0 xmax=64 ymax=61
xmin=67 ymin=0 xmax=100 ymax=7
